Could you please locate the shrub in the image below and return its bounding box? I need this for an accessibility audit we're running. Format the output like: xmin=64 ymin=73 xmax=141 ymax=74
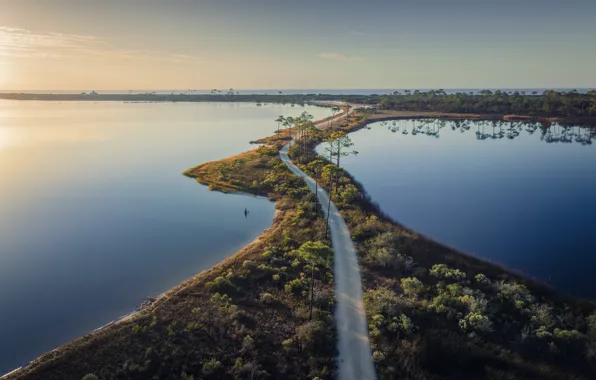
xmin=459 ymin=293 xmax=489 ymax=314
xmin=459 ymin=312 xmax=492 ymax=333
xmin=430 ymin=264 xmax=466 ymax=281
xmin=351 ymin=215 xmax=389 ymax=241
xmin=497 ymin=281 xmax=535 ymax=310
xmin=285 ymin=278 xmax=305 ymax=295
xmin=260 ymin=292 xmax=275 ymax=304
xmin=586 ymin=313 xmax=596 ymax=339
xmin=339 ymin=184 xmax=359 ymax=204
xmin=364 ymin=287 xmax=402 ymax=315
xmin=530 ymin=303 xmax=554 ymax=328
xmin=394 ymin=314 xmax=416 ymax=334
xmin=242 ymin=335 xmax=255 ymax=351
xmin=202 ymin=359 xmax=222 ymax=375
xmin=282 ymin=338 xmax=294 ymax=351
xmin=554 ymin=328 xmax=584 ymax=341
xmin=368 ymin=314 xmax=385 ymax=337
xmin=242 ymin=260 xmax=257 ymax=270
xmin=295 ymin=320 xmax=327 ymax=351
xmin=474 ymin=273 xmax=492 ymax=286
xmin=206 ymin=276 xmax=236 ymax=294
xmin=400 ymin=277 xmax=424 ymax=297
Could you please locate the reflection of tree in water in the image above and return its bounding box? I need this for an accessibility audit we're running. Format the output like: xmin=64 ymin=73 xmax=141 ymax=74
xmin=377 ymin=119 xmax=595 ymax=146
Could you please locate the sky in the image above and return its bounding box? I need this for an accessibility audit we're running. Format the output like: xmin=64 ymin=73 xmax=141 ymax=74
xmin=0 ymin=0 xmax=595 ymax=91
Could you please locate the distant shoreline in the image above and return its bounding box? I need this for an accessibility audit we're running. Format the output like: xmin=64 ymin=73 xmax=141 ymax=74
xmin=2 ymin=92 xmax=595 ymax=126
xmin=0 ymin=92 xmax=366 ymax=104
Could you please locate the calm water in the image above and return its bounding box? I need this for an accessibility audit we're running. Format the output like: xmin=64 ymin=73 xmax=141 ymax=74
xmin=0 ymin=101 xmax=331 ymax=374
xmin=330 ymin=120 xmax=596 ymax=298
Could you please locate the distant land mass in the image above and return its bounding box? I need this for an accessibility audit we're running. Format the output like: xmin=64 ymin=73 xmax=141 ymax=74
xmin=1 ymin=88 xmax=595 ymax=96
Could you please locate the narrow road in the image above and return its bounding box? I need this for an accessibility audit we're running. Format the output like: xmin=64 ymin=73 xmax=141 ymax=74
xmin=279 ymin=107 xmax=376 ymax=380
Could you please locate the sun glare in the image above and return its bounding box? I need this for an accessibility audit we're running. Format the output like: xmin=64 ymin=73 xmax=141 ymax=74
xmin=0 ymin=128 xmax=9 ymax=151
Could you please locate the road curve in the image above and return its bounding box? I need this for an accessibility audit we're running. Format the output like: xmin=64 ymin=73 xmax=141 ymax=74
xmin=279 ymin=108 xmax=376 ymax=380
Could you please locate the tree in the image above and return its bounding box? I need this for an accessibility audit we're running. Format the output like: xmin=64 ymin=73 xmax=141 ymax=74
xmin=307 ymin=159 xmax=324 ymax=213
xmin=324 ymin=131 xmax=357 ymax=168
xmin=297 ymin=111 xmax=314 ymax=155
xmin=283 ymin=116 xmax=295 ymax=144
xmin=275 ymin=115 xmax=285 ymax=134
xmin=297 ymin=241 xmax=333 ymax=320
xmin=330 ymin=106 xmax=341 ymax=127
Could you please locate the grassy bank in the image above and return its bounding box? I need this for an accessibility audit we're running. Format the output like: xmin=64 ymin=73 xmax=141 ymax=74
xmin=7 ymin=146 xmax=337 ymax=380
xmin=290 ymin=110 xmax=596 ymax=379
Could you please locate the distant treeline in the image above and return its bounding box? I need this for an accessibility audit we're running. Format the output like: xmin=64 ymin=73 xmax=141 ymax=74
xmin=2 ymin=89 xmax=596 ymax=118
xmin=0 ymin=92 xmax=365 ymax=104
xmin=370 ymin=89 xmax=596 ymax=117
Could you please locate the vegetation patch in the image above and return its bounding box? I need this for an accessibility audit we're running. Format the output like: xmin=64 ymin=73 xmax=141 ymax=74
xmin=291 ymin=109 xmax=596 ymax=380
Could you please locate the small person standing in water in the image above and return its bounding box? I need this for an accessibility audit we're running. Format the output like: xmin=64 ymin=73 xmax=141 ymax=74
xmin=244 ymin=208 xmax=249 ymax=218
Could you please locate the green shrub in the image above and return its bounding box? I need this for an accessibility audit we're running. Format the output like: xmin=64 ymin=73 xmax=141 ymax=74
xmin=586 ymin=313 xmax=596 ymax=339
xmin=529 ymin=303 xmax=554 ymax=328
xmin=242 ymin=335 xmax=255 ymax=351
xmin=260 ymin=292 xmax=275 ymax=304
xmin=474 ymin=273 xmax=492 ymax=286
xmin=285 ymin=278 xmax=305 ymax=295
xmin=430 ymin=264 xmax=466 ymax=281
xmin=364 ymin=287 xmax=402 ymax=315
xmin=400 ymin=277 xmax=424 ymax=297
xmin=459 ymin=312 xmax=492 ymax=333
xmin=206 ymin=276 xmax=236 ymax=293
xmin=202 ymin=359 xmax=221 ymax=375
xmin=392 ymin=314 xmax=416 ymax=334
xmin=497 ymin=281 xmax=535 ymax=310
xmin=554 ymin=328 xmax=584 ymax=341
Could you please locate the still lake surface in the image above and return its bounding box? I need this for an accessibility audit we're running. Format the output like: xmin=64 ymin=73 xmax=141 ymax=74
xmin=332 ymin=119 xmax=596 ymax=298
xmin=0 ymin=101 xmax=331 ymax=374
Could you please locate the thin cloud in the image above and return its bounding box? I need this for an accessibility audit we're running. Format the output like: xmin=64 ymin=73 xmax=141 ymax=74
xmin=350 ymin=31 xmax=368 ymax=36
xmin=319 ymin=52 xmax=362 ymax=62
xmin=0 ymin=26 xmax=202 ymax=62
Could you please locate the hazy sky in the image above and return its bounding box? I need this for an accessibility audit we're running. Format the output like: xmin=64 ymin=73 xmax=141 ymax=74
xmin=1 ymin=0 xmax=595 ymax=90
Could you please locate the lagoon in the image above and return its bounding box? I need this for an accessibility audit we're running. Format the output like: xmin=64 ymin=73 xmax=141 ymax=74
xmin=333 ymin=119 xmax=596 ymax=298
xmin=0 ymin=101 xmax=331 ymax=374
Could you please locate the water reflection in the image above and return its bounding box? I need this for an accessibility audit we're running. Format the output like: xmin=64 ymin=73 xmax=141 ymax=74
xmin=378 ymin=119 xmax=596 ymax=145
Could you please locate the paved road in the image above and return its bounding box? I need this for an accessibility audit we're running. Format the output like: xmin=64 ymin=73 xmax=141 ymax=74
xmin=280 ymin=108 xmax=376 ymax=380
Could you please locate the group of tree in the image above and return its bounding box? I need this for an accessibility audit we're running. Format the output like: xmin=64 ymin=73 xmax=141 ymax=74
xmin=275 ymin=112 xmax=318 ymax=154
xmin=371 ymin=89 xmax=596 ymax=117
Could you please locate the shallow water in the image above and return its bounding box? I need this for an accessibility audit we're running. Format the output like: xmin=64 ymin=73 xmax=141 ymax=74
xmin=324 ymin=119 xmax=596 ymax=298
xmin=0 ymin=101 xmax=331 ymax=373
